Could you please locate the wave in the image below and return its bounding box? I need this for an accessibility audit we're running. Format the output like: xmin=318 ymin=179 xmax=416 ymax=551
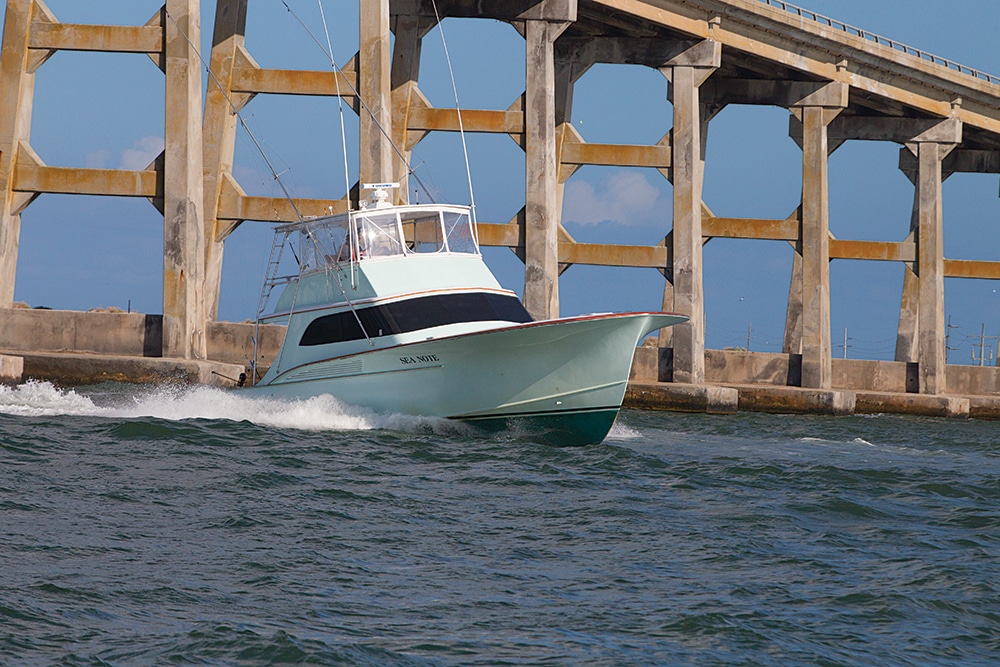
xmin=606 ymin=421 xmax=642 ymax=440
xmin=0 ymin=380 xmax=100 ymax=418
xmin=0 ymin=380 xmax=457 ymax=434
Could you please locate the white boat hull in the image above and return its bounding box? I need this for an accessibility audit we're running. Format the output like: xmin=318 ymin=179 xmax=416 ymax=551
xmin=245 ymin=312 xmax=684 ymax=445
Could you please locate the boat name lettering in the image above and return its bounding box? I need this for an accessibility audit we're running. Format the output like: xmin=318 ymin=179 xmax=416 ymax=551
xmin=399 ymin=354 xmax=440 ymax=365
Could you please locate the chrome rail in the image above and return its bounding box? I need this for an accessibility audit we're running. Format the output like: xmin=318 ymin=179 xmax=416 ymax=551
xmin=755 ymin=0 xmax=1000 ymax=85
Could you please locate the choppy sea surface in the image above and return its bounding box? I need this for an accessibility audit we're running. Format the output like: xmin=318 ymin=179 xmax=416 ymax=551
xmin=1 ymin=380 xmax=998 ymax=666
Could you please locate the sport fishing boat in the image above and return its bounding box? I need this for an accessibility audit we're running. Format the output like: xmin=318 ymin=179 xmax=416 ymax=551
xmin=245 ymin=185 xmax=686 ymax=445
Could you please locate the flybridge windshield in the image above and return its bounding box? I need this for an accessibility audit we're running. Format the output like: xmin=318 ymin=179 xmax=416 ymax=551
xmin=294 ymin=205 xmax=478 ymax=272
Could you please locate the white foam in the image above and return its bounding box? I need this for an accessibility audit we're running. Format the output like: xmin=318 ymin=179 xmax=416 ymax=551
xmin=116 ymin=385 xmax=381 ymax=431
xmin=606 ymin=420 xmax=642 ymax=440
xmin=0 ymin=380 xmax=455 ymax=434
xmin=0 ymin=380 xmax=103 ymax=417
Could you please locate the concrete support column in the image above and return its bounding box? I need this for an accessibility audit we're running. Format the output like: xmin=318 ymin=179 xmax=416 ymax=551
xmin=783 ymin=84 xmax=846 ymax=387
xmin=781 ymin=83 xmax=846 ymax=388
xmin=783 ymin=248 xmax=803 ymax=355
xmin=894 ymin=118 xmax=960 ymax=391
xmin=202 ymin=0 xmax=249 ymax=322
xmin=914 ymin=141 xmax=951 ymax=394
xmin=658 ymin=249 xmax=676 ymax=351
xmin=659 ymin=41 xmax=719 ymax=384
xmin=0 ymin=0 xmax=43 ymax=308
xmin=523 ymin=18 xmax=569 ymax=320
xmin=796 ymin=104 xmax=842 ymax=388
xmin=668 ymin=66 xmax=707 ymax=383
xmin=360 ymin=0 xmax=393 ymax=188
xmin=553 ymin=56 xmax=587 ymax=239
xmin=894 ymin=198 xmax=920 ymax=363
xmin=163 ymin=0 xmax=206 ymax=359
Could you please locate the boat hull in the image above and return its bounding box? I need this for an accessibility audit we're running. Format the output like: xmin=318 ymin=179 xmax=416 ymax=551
xmin=246 ymin=312 xmax=684 ymax=445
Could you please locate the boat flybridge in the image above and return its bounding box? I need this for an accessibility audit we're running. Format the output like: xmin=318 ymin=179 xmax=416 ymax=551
xmin=246 ymin=185 xmax=687 ymax=445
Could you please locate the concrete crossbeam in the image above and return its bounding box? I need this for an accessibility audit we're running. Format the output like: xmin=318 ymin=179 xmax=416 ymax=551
xmin=13 ymin=162 xmax=160 ymax=198
xmin=28 ymin=22 xmax=163 ymax=54
xmin=829 ymin=239 xmax=915 ymax=263
xmin=215 ymin=174 xmax=349 ymax=224
xmin=559 ymin=242 xmax=666 ymax=268
xmin=944 ymin=259 xmax=1000 ymax=280
xmin=560 ymin=140 xmax=671 ymax=168
xmin=407 ymin=105 xmax=524 ymax=134
xmin=231 ymin=62 xmax=359 ymax=102
xmin=705 ymin=79 xmax=849 ymax=108
xmin=704 ymin=215 xmax=798 ymax=241
xmin=393 ymin=0 xmax=576 ymax=22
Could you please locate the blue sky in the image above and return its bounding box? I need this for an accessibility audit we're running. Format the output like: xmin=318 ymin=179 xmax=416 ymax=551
xmin=5 ymin=0 xmax=1000 ymax=363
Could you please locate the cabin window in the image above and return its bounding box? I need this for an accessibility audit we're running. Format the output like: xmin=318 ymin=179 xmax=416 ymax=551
xmin=401 ymin=212 xmax=446 ymax=253
xmin=298 ymin=223 xmax=349 ymax=271
xmin=299 ymin=292 xmax=532 ymax=346
xmin=356 ymin=212 xmax=404 ymax=258
xmin=442 ymin=211 xmax=477 ymax=254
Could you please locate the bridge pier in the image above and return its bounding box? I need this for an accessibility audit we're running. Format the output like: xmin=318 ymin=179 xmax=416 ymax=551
xmin=523 ymin=15 xmax=573 ymax=321
xmin=895 ymin=195 xmax=920 ymax=365
xmin=162 ymin=0 xmax=207 ymax=360
xmin=914 ymin=141 xmax=954 ymax=394
xmin=793 ymin=85 xmax=847 ymax=389
xmin=660 ymin=40 xmax=720 ymax=385
xmin=0 ymin=0 xmax=208 ymax=360
xmin=202 ymin=0 xmax=248 ymax=323
xmin=895 ymin=118 xmax=962 ymax=394
xmin=359 ymin=0 xmax=394 ymax=187
xmin=0 ymin=0 xmax=45 ymax=310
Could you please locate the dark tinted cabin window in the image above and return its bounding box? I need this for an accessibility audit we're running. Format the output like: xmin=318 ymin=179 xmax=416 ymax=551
xmin=300 ymin=292 xmax=532 ymax=346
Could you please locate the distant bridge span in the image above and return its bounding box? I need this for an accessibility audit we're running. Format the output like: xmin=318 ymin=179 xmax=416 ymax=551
xmin=3 ymin=0 xmax=1000 ymax=398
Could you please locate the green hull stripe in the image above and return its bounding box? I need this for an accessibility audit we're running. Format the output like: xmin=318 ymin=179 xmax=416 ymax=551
xmin=455 ymin=408 xmax=620 ymax=446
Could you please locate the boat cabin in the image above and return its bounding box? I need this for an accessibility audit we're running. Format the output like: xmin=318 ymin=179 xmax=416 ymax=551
xmin=291 ymin=202 xmax=480 ymax=275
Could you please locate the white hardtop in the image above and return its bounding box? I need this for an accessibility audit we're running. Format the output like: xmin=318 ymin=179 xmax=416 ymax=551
xmin=277 ymin=191 xmax=479 ymax=271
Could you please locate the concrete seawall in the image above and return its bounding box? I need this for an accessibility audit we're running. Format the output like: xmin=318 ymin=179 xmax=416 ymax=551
xmin=5 ymin=308 xmax=1000 ymax=419
xmin=624 ymin=344 xmax=1000 ymax=419
xmin=0 ymin=308 xmax=284 ymax=388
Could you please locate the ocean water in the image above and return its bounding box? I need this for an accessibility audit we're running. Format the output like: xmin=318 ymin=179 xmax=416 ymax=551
xmin=1 ymin=381 xmax=998 ymax=666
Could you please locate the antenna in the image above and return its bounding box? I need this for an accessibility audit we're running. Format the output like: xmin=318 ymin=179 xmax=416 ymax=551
xmin=361 ymin=182 xmax=401 ymax=209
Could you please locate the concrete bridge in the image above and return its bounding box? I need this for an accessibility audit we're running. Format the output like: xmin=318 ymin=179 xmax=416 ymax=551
xmin=3 ymin=0 xmax=1000 ymax=415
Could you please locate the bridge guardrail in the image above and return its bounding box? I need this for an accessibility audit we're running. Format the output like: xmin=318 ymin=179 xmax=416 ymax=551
xmin=758 ymin=0 xmax=1000 ymax=85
